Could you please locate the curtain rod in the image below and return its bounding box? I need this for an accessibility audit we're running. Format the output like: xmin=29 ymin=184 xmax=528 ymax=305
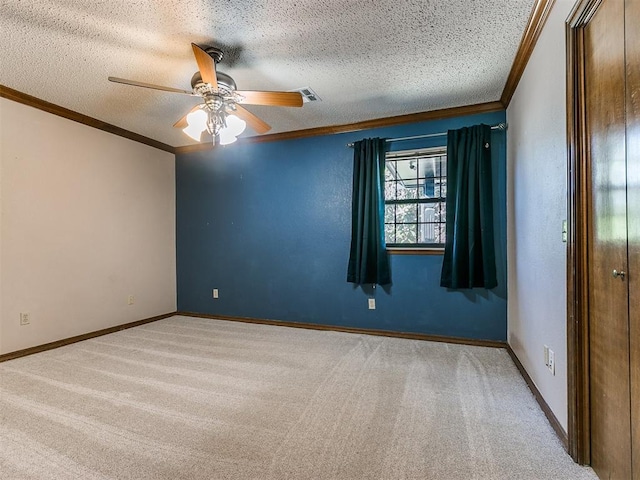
xmin=346 ymin=122 xmax=507 ymax=148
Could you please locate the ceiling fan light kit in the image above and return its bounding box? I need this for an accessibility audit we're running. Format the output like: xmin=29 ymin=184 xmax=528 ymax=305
xmin=182 ymin=108 xmax=208 ymax=142
xmin=109 ymin=42 xmax=304 ymax=146
xmin=218 ymin=115 xmax=247 ymax=145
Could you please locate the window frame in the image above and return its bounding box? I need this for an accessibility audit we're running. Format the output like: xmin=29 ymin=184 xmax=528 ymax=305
xmin=384 ymin=146 xmax=447 ymax=254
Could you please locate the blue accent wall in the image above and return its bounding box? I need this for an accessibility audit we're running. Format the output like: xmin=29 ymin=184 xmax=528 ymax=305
xmin=176 ymin=110 xmax=507 ymax=341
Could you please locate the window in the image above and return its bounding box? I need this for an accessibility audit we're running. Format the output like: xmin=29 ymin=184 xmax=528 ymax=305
xmin=384 ymin=147 xmax=447 ymax=249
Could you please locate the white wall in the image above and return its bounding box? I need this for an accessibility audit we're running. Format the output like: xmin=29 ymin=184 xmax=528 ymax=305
xmin=507 ymin=0 xmax=575 ymax=432
xmin=0 ymin=98 xmax=176 ymax=354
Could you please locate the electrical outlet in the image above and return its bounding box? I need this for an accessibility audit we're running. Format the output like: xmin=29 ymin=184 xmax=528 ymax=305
xmin=127 ymin=295 xmax=135 ymax=305
xmin=213 ymin=289 xmax=219 ymax=299
xmin=548 ymin=348 xmax=555 ymax=375
xmin=368 ymin=298 xmax=376 ymax=310
xmin=20 ymin=312 xmax=30 ymax=326
xmin=562 ymin=220 xmax=568 ymax=243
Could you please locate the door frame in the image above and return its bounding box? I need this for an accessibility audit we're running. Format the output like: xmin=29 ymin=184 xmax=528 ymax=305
xmin=565 ymin=0 xmax=604 ymax=464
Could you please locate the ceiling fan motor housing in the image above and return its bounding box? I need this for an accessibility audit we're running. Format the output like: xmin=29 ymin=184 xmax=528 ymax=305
xmin=190 ymin=71 xmax=237 ymax=92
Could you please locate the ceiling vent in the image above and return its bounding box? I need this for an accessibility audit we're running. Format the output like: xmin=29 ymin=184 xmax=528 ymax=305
xmin=293 ymin=87 xmax=321 ymax=103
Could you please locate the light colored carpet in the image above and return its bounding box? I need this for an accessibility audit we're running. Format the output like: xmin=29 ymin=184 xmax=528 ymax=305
xmin=0 ymin=315 xmax=596 ymax=479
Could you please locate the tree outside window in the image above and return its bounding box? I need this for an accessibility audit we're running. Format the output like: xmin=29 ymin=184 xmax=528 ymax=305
xmin=384 ymin=148 xmax=447 ymax=248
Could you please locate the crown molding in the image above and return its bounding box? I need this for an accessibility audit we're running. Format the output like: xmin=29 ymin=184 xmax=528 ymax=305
xmin=174 ymin=100 xmax=504 ymax=155
xmin=0 ymin=85 xmax=175 ymax=154
xmin=3 ymin=0 xmax=552 ymax=155
xmin=500 ymin=0 xmax=556 ymax=107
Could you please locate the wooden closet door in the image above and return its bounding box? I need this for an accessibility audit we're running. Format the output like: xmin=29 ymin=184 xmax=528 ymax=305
xmin=626 ymin=0 xmax=640 ymax=478
xmin=585 ymin=0 xmax=632 ymax=478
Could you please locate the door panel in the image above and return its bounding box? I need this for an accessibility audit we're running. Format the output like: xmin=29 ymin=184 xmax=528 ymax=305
xmin=626 ymin=0 xmax=640 ymax=478
xmin=585 ymin=0 xmax=632 ymax=478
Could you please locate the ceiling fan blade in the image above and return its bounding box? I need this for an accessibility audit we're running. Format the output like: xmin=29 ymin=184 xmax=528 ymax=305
xmin=108 ymin=77 xmax=193 ymax=95
xmin=237 ymin=90 xmax=303 ymax=107
xmin=191 ymin=43 xmax=218 ymax=89
xmin=232 ymin=105 xmax=271 ymax=134
xmin=173 ymin=104 xmax=204 ymax=129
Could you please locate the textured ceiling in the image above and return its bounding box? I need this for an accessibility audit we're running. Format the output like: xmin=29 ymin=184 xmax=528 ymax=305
xmin=1 ymin=0 xmax=534 ymax=147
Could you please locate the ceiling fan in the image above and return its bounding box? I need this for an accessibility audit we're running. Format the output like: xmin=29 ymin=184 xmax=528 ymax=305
xmin=108 ymin=43 xmax=304 ymax=145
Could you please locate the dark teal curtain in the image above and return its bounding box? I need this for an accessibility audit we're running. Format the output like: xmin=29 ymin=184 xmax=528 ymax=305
xmin=347 ymin=138 xmax=391 ymax=285
xmin=440 ymin=124 xmax=497 ymax=289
